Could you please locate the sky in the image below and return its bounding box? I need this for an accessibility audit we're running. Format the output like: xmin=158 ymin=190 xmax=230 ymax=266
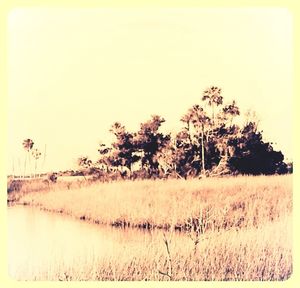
xmin=7 ymin=7 xmax=293 ymax=174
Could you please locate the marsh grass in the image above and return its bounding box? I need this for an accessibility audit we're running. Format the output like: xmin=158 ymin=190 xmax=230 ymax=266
xmin=16 ymin=175 xmax=292 ymax=232
xmin=13 ymin=215 xmax=291 ymax=281
xmin=9 ymin=174 xmax=292 ymax=280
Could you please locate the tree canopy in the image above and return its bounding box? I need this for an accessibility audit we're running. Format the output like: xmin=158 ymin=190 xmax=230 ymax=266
xmin=77 ymin=86 xmax=290 ymax=180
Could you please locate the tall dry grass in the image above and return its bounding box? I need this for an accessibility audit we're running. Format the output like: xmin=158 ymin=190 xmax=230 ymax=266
xmin=13 ymin=214 xmax=291 ymax=281
xmin=17 ymin=175 xmax=292 ymax=232
xmin=10 ymin=174 xmax=293 ymax=280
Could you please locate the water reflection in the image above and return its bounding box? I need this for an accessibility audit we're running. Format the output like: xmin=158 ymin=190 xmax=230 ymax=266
xmin=7 ymin=206 xmax=186 ymax=280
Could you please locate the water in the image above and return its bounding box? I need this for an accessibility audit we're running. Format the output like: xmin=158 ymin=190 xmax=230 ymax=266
xmin=7 ymin=206 xmax=187 ymax=280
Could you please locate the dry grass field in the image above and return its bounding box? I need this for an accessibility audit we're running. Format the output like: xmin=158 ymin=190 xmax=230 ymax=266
xmin=9 ymin=174 xmax=292 ymax=280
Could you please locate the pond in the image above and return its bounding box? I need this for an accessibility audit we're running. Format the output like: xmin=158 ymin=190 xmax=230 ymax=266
xmin=7 ymin=206 xmax=189 ymax=280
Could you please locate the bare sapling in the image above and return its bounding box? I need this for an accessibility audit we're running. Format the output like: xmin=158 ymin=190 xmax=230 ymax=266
xmin=158 ymin=232 xmax=173 ymax=280
xmin=187 ymin=207 xmax=214 ymax=255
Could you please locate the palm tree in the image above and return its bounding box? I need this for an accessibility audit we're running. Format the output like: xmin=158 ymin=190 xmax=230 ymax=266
xmin=188 ymin=105 xmax=210 ymax=175
xmin=32 ymin=148 xmax=41 ymax=178
xmin=217 ymin=101 xmax=240 ymax=164
xmin=22 ymin=139 xmax=34 ymax=178
xmin=222 ymin=100 xmax=240 ymax=126
xmin=202 ymin=86 xmax=223 ymax=123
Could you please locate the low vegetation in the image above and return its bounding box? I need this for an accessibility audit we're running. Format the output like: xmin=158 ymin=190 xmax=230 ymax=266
xmin=9 ymin=174 xmax=292 ymax=280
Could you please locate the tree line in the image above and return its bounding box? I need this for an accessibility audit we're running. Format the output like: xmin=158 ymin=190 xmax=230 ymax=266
xmin=77 ymin=86 xmax=292 ymax=180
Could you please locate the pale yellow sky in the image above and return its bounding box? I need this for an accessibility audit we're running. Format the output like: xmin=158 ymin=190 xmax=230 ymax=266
xmin=7 ymin=7 xmax=293 ymax=173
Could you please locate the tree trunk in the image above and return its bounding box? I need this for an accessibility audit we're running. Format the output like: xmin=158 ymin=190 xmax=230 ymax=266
xmin=23 ymin=155 xmax=26 ymax=178
xmin=201 ymin=125 xmax=205 ymax=175
xmin=35 ymin=160 xmax=37 ymax=178
xmin=224 ymin=139 xmax=229 ymax=166
xmin=187 ymin=121 xmax=192 ymax=144
xmin=28 ymin=151 xmax=31 ymax=174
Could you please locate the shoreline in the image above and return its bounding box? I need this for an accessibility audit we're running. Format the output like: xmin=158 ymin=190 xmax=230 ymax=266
xmin=8 ymin=174 xmax=292 ymax=233
xmin=7 ymin=175 xmax=293 ymax=280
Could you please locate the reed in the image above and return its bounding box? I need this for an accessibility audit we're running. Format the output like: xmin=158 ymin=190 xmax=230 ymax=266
xmin=9 ymin=174 xmax=292 ymax=280
xmin=12 ymin=215 xmax=292 ymax=281
xmin=15 ymin=175 xmax=292 ymax=232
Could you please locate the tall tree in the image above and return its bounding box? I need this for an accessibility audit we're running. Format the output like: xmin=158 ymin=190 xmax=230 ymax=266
xmin=202 ymin=86 xmax=223 ymax=123
xmin=22 ymin=138 xmax=34 ymax=178
xmin=109 ymin=122 xmax=139 ymax=176
xmin=211 ymin=100 xmax=241 ymax=174
xmin=89 ymin=86 xmax=289 ymax=180
xmin=228 ymin=122 xmax=287 ymax=175
xmin=97 ymin=142 xmax=112 ymax=174
xmin=181 ymin=105 xmax=210 ymax=175
xmin=222 ymin=100 xmax=240 ymax=126
xmin=135 ymin=115 xmax=170 ymax=177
